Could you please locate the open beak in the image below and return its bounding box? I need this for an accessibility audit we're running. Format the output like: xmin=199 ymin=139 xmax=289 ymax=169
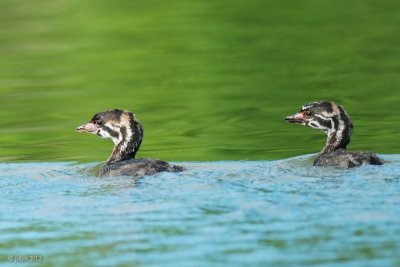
xmin=284 ymin=112 xmax=307 ymax=124
xmin=75 ymin=122 xmax=99 ymax=134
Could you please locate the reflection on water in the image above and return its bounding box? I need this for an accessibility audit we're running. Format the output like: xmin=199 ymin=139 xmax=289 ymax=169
xmin=2 ymin=1 xmax=400 ymax=264
xmin=1 ymin=0 xmax=400 ymax=162
xmin=1 ymin=156 xmax=400 ymax=266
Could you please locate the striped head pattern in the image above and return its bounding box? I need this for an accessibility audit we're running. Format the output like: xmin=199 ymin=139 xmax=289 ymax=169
xmin=76 ymin=109 xmax=143 ymax=163
xmin=285 ymin=101 xmax=353 ymax=153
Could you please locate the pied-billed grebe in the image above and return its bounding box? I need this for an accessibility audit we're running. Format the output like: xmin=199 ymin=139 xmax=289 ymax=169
xmin=285 ymin=101 xmax=384 ymax=168
xmin=76 ymin=109 xmax=184 ymax=177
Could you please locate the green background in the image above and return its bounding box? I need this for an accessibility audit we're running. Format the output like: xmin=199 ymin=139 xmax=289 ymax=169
xmin=1 ymin=0 xmax=399 ymax=162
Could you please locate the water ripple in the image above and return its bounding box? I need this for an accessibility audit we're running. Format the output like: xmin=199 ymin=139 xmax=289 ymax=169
xmin=1 ymin=157 xmax=400 ymax=266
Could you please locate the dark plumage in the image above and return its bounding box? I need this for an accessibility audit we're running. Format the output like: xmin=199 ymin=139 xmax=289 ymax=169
xmin=76 ymin=109 xmax=184 ymax=177
xmin=285 ymin=101 xmax=384 ymax=168
xmin=99 ymin=158 xmax=184 ymax=178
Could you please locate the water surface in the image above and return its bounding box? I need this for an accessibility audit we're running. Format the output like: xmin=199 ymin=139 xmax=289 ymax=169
xmin=1 ymin=0 xmax=400 ymax=162
xmin=2 ymin=2 xmax=400 ymax=265
xmin=1 ymin=156 xmax=400 ymax=266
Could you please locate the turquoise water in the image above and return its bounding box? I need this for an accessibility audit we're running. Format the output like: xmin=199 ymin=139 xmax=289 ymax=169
xmin=2 ymin=156 xmax=400 ymax=266
xmin=2 ymin=1 xmax=400 ymax=266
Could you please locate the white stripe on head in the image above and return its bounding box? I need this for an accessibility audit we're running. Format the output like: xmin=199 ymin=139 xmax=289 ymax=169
xmin=98 ymin=128 xmax=119 ymax=143
xmin=119 ymin=113 xmax=133 ymax=152
xmin=301 ymin=102 xmax=319 ymax=111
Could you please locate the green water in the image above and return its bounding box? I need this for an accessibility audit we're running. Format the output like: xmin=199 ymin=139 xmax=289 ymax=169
xmin=1 ymin=0 xmax=400 ymax=162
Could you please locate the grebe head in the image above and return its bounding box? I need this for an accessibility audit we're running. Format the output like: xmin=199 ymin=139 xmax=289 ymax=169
xmin=76 ymin=109 xmax=143 ymax=163
xmin=285 ymin=101 xmax=353 ymax=153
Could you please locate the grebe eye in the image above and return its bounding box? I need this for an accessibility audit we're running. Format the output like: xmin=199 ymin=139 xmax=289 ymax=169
xmin=304 ymin=111 xmax=312 ymax=116
xmin=94 ymin=120 xmax=103 ymax=126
